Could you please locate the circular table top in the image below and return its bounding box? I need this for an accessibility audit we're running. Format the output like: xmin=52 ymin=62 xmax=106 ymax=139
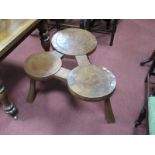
xmin=51 ymin=28 xmax=97 ymax=56
xmin=24 ymin=51 xmax=62 ymax=80
xmin=67 ymin=64 xmax=116 ymax=101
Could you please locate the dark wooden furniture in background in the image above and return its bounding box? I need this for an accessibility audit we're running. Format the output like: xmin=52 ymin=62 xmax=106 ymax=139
xmin=135 ymin=50 xmax=155 ymax=133
xmin=80 ymin=19 xmax=119 ymax=46
xmin=24 ymin=28 xmax=116 ymax=123
xmin=51 ymin=19 xmax=118 ymax=46
xmin=0 ymin=19 xmax=50 ymax=119
xmin=140 ymin=50 xmax=155 ymax=67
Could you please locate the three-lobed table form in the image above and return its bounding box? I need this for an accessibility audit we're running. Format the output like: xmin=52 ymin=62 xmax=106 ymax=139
xmin=24 ymin=28 xmax=116 ymax=123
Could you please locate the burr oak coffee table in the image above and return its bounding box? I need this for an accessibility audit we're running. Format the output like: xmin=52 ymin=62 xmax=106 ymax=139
xmin=24 ymin=28 xmax=116 ymax=123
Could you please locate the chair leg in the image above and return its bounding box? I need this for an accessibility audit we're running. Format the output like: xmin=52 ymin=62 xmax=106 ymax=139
xmin=80 ymin=19 xmax=91 ymax=30
xmin=144 ymin=56 xmax=155 ymax=82
xmin=104 ymin=19 xmax=111 ymax=29
xmin=27 ymin=79 xmax=36 ymax=103
xmin=104 ymin=98 xmax=115 ymax=123
xmin=38 ymin=20 xmax=50 ymax=51
xmin=140 ymin=50 xmax=155 ymax=66
xmin=110 ymin=20 xmax=118 ymax=46
xmin=135 ymin=78 xmax=148 ymax=128
xmin=134 ymin=105 xmax=146 ymax=128
xmin=0 ymin=81 xmax=18 ymax=119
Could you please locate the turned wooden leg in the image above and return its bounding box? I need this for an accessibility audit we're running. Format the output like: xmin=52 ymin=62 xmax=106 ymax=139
xmin=27 ymin=79 xmax=36 ymax=103
xmin=104 ymin=98 xmax=115 ymax=123
xmin=0 ymin=81 xmax=18 ymax=119
xmin=38 ymin=20 xmax=50 ymax=51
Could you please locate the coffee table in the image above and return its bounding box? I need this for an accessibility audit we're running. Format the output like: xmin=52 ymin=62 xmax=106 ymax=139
xmin=24 ymin=28 xmax=116 ymax=123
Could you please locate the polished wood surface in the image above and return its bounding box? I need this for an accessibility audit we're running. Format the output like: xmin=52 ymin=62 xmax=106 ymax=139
xmin=38 ymin=20 xmax=50 ymax=51
xmin=24 ymin=28 xmax=116 ymax=123
xmin=0 ymin=19 xmax=50 ymax=117
xmin=67 ymin=64 xmax=116 ymax=101
xmin=0 ymin=19 xmax=41 ymax=57
xmin=0 ymin=81 xmax=18 ymax=119
xmin=54 ymin=67 xmax=71 ymax=82
xmin=51 ymin=28 xmax=97 ymax=56
xmin=24 ymin=51 xmax=62 ymax=80
xmin=75 ymin=55 xmax=90 ymax=66
xmin=52 ymin=50 xmax=64 ymax=58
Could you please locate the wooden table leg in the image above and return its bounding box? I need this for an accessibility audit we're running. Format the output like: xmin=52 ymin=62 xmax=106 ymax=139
xmin=27 ymin=79 xmax=36 ymax=103
xmin=0 ymin=81 xmax=18 ymax=119
xmin=104 ymin=98 xmax=115 ymax=123
xmin=38 ymin=20 xmax=50 ymax=51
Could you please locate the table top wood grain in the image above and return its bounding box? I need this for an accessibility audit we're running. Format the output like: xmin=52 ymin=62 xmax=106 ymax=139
xmin=51 ymin=28 xmax=97 ymax=56
xmin=24 ymin=51 xmax=62 ymax=80
xmin=67 ymin=64 xmax=116 ymax=101
xmin=0 ymin=19 xmax=41 ymax=59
